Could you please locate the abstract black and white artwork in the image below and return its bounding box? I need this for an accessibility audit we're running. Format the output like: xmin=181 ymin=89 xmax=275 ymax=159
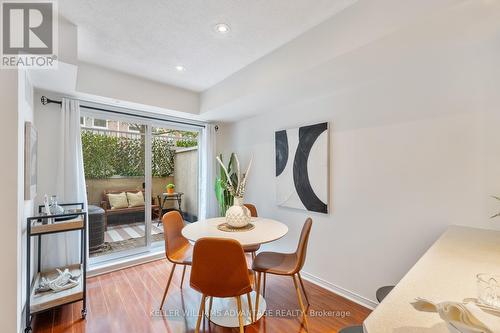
xmin=275 ymin=122 xmax=329 ymax=213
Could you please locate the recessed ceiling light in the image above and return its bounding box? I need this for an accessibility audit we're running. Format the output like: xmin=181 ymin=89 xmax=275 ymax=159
xmin=214 ymin=23 xmax=230 ymax=34
xmin=175 ymin=65 xmax=185 ymax=72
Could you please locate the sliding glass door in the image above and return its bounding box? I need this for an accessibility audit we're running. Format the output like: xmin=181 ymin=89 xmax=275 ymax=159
xmin=150 ymin=124 xmax=199 ymax=247
xmin=82 ymin=114 xmax=149 ymax=261
xmin=81 ymin=109 xmax=200 ymax=264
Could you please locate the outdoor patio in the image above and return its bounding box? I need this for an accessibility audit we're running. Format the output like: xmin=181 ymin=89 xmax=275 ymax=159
xmin=82 ymin=123 xmax=199 ymax=258
xmin=90 ymin=222 xmax=166 ymax=258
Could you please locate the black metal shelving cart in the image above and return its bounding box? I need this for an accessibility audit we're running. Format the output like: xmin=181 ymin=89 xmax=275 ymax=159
xmin=25 ymin=203 xmax=87 ymax=333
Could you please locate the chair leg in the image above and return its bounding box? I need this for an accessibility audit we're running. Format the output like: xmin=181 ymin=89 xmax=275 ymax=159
xmin=180 ymin=265 xmax=187 ymax=289
xmin=236 ymin=296 xmax=244 ymax=333
xmin=262 ymin=272 xmax=267 ymax=298
xmin=208 ymin=296 xmax=213 ymax=322
xmin=251 ymin=252 xmax=257 ymax=288
xmin=292 ymin=275 xmax=309 ymax=332
xmin=160 ymin=263 xmax=176 ymax=309
xmin=246 ymin=292 xmax=254 ymax=323
xmin=195 ymin=294 xmax=206 ymax=333
xmin=254 ymin=271 xmax=262 ymax=322
xmin=297 ymin=272 xmax=310 ymax=307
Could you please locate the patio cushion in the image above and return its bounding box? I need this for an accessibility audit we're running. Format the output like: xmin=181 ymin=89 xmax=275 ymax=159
xmin=107 ymin=192 xmax=128 ymax=209
xmin=126 ymin=191 xmax=145 ymax=207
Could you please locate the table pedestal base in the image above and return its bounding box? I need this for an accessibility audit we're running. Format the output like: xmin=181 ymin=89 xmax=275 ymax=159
xmin=204 ymin=291 xmax=267 ymax=328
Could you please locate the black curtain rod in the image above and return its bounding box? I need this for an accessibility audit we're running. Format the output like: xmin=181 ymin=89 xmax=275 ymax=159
xmin=40 ymin=96 xmax=206 ymax=129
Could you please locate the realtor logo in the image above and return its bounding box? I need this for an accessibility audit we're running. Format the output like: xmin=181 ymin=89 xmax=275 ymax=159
xmin=1 ymin=0 xmax=57 ymax=68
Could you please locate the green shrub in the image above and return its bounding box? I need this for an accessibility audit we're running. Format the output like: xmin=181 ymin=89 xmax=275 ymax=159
xmin=152 ymin=136 xmax=175 ymax=177
xmin=82 ymin=130 xmax=175 ymax=179
xmin=81 ymin=131 xmax=118 ymax=178
xmin=176 ymin=139 xmax=198 ymax=148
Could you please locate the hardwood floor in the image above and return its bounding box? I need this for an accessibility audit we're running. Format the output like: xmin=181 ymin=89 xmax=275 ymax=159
xmin=32 ymin=259 xmax=371 ymax=333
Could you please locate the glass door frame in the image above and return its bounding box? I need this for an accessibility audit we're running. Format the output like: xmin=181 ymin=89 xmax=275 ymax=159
xmin=82 ymin=108 xmax=203 ymax=265
xmin=147 ymin=119 xmax=202 ymax=250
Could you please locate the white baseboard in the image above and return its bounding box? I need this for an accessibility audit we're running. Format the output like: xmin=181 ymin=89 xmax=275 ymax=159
xmin=300 ymin=271 xmax=378 ymax=310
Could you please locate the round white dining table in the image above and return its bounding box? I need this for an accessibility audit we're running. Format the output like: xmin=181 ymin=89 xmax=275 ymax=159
xmin=182 ymin=217 xmax=288 ymax=328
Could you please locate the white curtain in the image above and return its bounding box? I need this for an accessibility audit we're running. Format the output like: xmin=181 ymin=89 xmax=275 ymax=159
xmin=199 ymin=123 xmax=218 ymax=219
xmin=42 ymin=98 xmax=87 ymax=269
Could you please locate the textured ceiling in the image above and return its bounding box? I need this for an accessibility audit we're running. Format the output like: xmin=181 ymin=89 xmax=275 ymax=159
xmin=59 ymin=0 xmax=357 ymax=92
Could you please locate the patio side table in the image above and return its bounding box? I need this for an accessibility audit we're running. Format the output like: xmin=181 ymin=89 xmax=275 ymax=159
xmin=157 ymin=192 xmax=184 ymax=223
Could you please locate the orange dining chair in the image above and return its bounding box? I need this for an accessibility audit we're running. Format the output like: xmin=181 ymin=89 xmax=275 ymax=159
xmin=190 ymin=237 xmax=254 ymax=333
xmin=242 ymin=204 xmax=259 ymax=259
xmin=243 ymin=203 xmax=259 ymax=284
xmin=160 ymin=211 xmax=193 ymax=309
xmin=252 ymin=218 xmax=313 ymax=331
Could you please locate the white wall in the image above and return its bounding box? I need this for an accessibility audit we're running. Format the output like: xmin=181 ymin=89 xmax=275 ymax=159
xmin=18 ymin=70 xmax=35 ymax=333
xmin=216 ymin=0 xmax=500 ymax=307
xmin=174 ymin=148 xmax=199 ymax=218
xmin=76 ymin=62 xmax=200 ymax=115
xmin=0 ymin=69 xmax=21 ymax=333
xmin=34 ymin=91 xmax=60 ymax=202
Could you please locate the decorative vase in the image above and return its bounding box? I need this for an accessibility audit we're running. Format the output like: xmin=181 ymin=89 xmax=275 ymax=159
xmin=225 ymin=197 xmax=251 ymax=228
xmin=49 ymin=195 xmax=64 ymax=215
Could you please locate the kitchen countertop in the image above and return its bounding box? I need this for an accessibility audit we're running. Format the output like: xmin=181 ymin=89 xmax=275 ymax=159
xmin=363 ymin=225 xmax=500 ymax=333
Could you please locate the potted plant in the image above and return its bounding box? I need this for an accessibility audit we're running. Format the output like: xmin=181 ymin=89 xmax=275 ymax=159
xmin=216 ymin=153 xmax=253 ymax=228
xmin=215 ymin=153 xmax=236 ymax=216
xmin=166 ymin=183 xmax=175 ymax=195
